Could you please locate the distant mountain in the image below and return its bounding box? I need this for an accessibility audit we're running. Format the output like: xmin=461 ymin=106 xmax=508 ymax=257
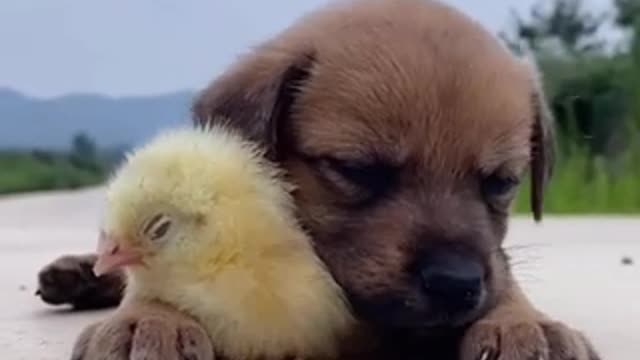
xmin=0 ymin=88 xmax=196 ymax=150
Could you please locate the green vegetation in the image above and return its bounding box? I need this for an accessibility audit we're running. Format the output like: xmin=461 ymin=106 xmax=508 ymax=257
xmin=506 ymin=0 xmax=640 ymax=214
xmin=0 ymin=133 xmax=125 ymax=195
xmin=514 ymin=140 xmax=640 ymax=214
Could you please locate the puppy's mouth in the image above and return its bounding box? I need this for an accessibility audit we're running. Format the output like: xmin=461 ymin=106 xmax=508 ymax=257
xmin=349 ymin=251 xmax=492 ymax=331
xmin=350 ymin=291 xmax=488 ymax=331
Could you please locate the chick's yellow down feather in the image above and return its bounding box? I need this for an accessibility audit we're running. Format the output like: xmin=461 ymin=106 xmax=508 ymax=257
xmin=96 ymin=124 xmax=354 ymax=360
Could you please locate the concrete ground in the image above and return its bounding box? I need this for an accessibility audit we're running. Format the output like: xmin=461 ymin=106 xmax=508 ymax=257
xmin=0 ymin=187 xmax=637 ymax=359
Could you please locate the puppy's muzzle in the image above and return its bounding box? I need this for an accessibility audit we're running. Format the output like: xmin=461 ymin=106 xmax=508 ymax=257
xmin=419 ymin=251 xmax=486 ymax=317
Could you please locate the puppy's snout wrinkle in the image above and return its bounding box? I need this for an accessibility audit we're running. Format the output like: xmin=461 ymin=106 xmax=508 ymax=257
xmin=419 ymin=252 xmax=486 ymax=315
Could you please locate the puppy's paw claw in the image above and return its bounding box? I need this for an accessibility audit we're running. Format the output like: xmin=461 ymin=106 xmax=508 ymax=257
xmin=461 ymin=319 xmax=600 ymax=360
xmin=72 ymin=306 xmax=214 ymax=360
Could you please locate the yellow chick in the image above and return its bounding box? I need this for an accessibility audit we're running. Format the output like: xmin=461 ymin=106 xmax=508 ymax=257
xmin=92 ymin=124 xmax=354 ymax=360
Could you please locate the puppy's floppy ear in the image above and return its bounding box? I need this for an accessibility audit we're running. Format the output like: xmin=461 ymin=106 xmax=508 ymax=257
xmin=529 ymin=70 xmax=556 ymax=222
xmin=191 ymin=47 xmax=315 ymax=160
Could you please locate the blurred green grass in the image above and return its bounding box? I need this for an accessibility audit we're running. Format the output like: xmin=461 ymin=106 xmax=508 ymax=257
xmin=0 ymin=152 xmax=106 ymax=195
xmin=0 ymin=133 xmax=125 ymax=195
xmin=514 ymin=141 xmax=640 ymax=214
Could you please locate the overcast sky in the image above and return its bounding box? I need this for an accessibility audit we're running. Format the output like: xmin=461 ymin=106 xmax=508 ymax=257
xmin=0 ymin=0 xmax=614 ymax=98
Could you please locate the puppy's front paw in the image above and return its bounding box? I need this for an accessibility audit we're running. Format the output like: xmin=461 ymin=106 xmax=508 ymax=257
xmin=36 ymin=254 xmax=123 ymax=310
xmin=460 ymin=318 xmax=601 ymax=360
xmin=71 ymin=303 xmax=214 ymax=360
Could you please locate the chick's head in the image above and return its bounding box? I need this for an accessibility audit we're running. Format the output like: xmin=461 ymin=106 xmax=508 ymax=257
xmin=93 ymin=124 xmax=297 ymax=280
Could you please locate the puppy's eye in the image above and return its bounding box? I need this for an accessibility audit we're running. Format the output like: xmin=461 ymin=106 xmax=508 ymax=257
xmin=481 ymin=174 xmax=519 ymax=198
xmin=142 ymin=214 xmax=172 ymax=241
xmin=321 ymin=157 xmax=397 ymax=198
xmin=329 ymin=159 xmax=382 ymax=188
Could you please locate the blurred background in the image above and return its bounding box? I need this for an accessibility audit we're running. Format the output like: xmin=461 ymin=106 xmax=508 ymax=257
xmin=0 ymin=0 xmax=638 ymax=215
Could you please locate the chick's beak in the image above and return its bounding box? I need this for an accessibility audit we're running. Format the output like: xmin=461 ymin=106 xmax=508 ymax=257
xmin=93 ymin=231 xmax=143 ymax=277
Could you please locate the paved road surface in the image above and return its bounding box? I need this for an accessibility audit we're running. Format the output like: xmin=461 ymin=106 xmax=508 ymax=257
xmin=0 ymin=187 xmax=637 ymax=359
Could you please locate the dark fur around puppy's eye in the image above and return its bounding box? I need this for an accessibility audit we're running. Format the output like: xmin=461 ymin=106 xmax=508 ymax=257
xmin=312 ymin=156 xmax=398 ymax=205
xmin=481 ymin=173 xmax=519 ymax=199
xmin=328 ymin=159 xmax=395 ymax=189
xmin=481 ymin=173 xmax=520 ymax=216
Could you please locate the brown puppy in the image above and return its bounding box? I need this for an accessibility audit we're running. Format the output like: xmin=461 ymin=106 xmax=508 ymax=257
xmin=40 ymin=0 xmax=601 ymax=359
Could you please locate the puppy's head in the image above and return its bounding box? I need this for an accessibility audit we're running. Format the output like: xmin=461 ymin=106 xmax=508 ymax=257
xmin=193 ymin=0 xmax=554 ymax=331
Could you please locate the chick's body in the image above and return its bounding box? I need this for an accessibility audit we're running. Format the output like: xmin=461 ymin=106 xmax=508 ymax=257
xmin=99 ymin=125 xmax=353 ymax=360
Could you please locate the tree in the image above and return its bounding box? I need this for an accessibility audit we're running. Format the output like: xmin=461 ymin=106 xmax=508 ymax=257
xmin=69 ymin=132 xmax=103 ymax=174
xmin=500 ymin=0 xmax=606 ymax=57
xmin=71 ymin=132 xmax=97 ymax=159
xmin=612 ymin=0 xmax=640 ymax=131
xmin=614 ymin=0 xmax=640 ymax=28
xmin=500 ymin=0 xmax=635 ymax=182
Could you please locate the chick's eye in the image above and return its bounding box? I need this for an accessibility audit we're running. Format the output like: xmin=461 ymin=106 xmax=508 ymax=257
xmin=482 ymin=173 xmax=519 ymax=198
xmin=143 ymin=214 xmax=172 ymax=241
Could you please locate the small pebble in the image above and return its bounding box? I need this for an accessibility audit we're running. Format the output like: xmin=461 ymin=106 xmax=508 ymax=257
xmin=621 ymin=256 xmax=634 ymax=266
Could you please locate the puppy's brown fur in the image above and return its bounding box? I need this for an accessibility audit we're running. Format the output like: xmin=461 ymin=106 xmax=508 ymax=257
xmin=44 ymin=1 xmax=600 ymax=359
xmin=193 ymin=0 xmax=551 ymax=332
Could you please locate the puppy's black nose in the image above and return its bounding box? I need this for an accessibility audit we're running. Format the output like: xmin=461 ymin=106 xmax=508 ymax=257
xmin=420 ymin=252 xmax=485 ymax=314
